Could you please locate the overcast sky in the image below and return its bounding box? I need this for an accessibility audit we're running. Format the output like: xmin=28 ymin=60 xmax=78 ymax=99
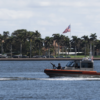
xmin=0 ymin=0 xmax=100 ymax=39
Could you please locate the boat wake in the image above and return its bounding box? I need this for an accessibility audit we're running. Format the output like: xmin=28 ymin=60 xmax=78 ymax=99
xmin=42 ymin=77 xmax=100 ymax=81
xmin=0 ymin=77 xmax=100 ymax=81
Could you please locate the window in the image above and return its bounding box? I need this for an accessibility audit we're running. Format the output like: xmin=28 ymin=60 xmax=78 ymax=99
xmin=66 ymin=61 xmax=75 ymax=67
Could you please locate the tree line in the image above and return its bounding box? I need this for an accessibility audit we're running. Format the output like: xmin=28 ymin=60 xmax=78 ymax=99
xmin=0 ymin=29 xmax=98 ymax=57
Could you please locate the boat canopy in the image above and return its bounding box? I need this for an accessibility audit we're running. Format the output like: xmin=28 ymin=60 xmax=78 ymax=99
xmin=65 ymin=59 xmax=93 ymax=70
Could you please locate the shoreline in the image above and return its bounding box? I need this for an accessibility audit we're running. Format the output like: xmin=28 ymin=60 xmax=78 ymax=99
xmin=0 ymin=58 xmax=99 ymax=61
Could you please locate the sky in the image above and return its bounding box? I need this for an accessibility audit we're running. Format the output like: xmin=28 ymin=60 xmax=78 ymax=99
xmin=0 ymin=0 xmax=100 ymax=39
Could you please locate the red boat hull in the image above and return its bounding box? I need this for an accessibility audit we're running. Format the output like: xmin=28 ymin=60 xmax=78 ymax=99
xmin=44 ymin=69 xmax=100 ymax=77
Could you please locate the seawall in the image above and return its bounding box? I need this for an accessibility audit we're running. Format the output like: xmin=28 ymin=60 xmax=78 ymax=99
xmin=0 ymin=58 xmax=99 ymax=61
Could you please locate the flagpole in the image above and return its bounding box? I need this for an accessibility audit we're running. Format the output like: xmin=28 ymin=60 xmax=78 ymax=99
xmin=70 ymin=24 xmax=71 ymax=53
xmin=70 ymin=24 xmax=71 ymax=40
xmin=62 ymin=24 xmax=71 ymax=56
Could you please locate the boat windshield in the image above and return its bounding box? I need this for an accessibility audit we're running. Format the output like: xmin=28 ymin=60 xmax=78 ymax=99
xmin=66 ymin=61 xmax=75 ymax=67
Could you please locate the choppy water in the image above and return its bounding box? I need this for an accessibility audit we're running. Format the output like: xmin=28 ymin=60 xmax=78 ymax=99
xmin=0 ymin=60 xmax=100 ymax=100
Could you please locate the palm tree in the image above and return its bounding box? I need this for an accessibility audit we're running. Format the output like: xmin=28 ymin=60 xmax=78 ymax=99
xmin=0 ymin=34 xmax=4 ymax=54
xmin=2 ymin=31 xmax=10 ymax=53
xmin=52 ymin=34 xmax=61 ymax=57
xmin=90 ymin=33 xmax=97 ymax=56
xmin=28 ymin=30 xmax=41 ymax=57
xmin=44 ymin=37 xmax=53 ymax=58
xmin=95 ymin=40 xmax=100 ymax=56
xmin=59 ymin=35 xmax=66 ymax=56
xmin=6 ymin=37 xmax=14 ymax=57
xmin=27 ymin=31 xmax=35 ymax=58
xmin=3 ymin=31 xmax=9 ymax=40
xmin=12 ymin=29 xmax=27 ymax=56
xmin=72 ymin=36 xmax=78 ymax=56
xmin=35 ymin=38 xmax=43 ymax=56
xmin=61 ymin=36 xmax=70 ymax=57
xmin=81 ymin=35 xmax=89 ymax=56
xmin=34 ymin=30 xmax=41 ymax=38
xmin=76 ymin=38 xmax=81 ymax=53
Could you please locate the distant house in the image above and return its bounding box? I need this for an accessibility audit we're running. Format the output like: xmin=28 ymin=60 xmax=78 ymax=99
xmin=52 ymin=40 xmax=83 ymax=55
xmin=59 ymin=52 xmax=83 ymax=55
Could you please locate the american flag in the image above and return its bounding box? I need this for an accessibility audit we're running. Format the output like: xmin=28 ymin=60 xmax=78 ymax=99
xmin=63 ymin=25 xmax=71 ymax=33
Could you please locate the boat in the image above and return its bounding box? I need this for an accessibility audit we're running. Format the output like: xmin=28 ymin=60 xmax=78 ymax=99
xmin=44 ymin=42 xmax=100 ymax=78
xmin=44 ymin=57 xmax=100 ymax=78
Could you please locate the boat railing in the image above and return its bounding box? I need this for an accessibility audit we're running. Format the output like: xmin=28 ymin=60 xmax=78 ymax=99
xmin=82 ymin=56 xmax=93 ymax=62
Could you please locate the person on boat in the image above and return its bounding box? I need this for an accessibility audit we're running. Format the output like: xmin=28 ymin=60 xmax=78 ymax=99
xmin=57 ymin=63 xmax=62 ymax=69
xmin=75 ymin=63 xmax=78 ymax=68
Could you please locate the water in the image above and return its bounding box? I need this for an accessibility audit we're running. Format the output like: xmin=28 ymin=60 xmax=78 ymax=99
xmin=0 ymin=60 xmax=100 ymax=100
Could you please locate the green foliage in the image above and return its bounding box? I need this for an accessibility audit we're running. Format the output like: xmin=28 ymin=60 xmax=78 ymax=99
xmin=0 ymin=30 xmax=99 ymax=57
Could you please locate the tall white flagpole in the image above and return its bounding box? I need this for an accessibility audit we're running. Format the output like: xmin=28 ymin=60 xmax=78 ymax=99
xmin=70 ymin=24 xmax=71 ymax=53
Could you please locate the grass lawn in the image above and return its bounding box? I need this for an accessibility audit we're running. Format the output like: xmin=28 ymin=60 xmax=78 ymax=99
xmin=70 ymin=55 xmax=100 ymax=58
xmin=54 ymin=55 xmax=100 ymax=58
xmin=70 ymin=55 xmax=85 ymax=58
